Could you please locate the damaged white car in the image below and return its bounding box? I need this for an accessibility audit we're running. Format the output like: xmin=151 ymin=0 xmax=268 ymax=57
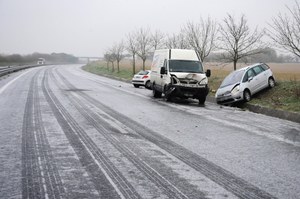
xmin=215 ymin=63 xmax=275 ymax=105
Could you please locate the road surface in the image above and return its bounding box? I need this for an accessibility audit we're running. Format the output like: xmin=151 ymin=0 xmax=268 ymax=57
xmin=0 ymin=64 xmax=300 ymax=199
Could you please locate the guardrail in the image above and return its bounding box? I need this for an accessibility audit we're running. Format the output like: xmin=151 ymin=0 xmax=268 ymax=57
xmin=0 ymin=65 xmax=41 ymax=77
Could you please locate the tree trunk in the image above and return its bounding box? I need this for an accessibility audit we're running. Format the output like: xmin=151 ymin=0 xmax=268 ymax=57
xmin=233 ymin=60 xmax=237 ymax=71
xmin=132 ymin=54 xmax=136 ymax=75
xmin=142 ymin=58 xmax=146 ymax=70
xmin=117 ymin=61 xmax=120 ymax=73
xmin=112 ymin=62 xmax=115 ymax=73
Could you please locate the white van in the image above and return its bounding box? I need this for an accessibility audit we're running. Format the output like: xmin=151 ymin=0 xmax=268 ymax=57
xmin=150 ymin=49 xmax=211 ymax=104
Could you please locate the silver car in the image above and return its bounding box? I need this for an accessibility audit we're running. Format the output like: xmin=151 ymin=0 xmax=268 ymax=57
xmin=132 ymin=70 xmax=152 ymax=89
xmin=215 ymin=63 xmax=275 ymax=104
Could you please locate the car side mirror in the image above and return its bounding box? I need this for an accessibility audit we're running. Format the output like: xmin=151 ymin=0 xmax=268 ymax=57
xmin=248 ymin=76 xmax=253 ymax=82
xmin=160 ymin=66 xmax=167 ymax=75
xmin=206 ymin=69 xmax=211 ymax=77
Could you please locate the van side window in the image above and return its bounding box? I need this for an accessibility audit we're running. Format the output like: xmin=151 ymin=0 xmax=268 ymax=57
xmin=253 ymin=66 xmax=264 ymax=75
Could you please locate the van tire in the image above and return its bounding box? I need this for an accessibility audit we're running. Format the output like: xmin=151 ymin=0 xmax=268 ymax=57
xmin=152 ymin=84 xmax=162 ymax=98
xmin=165 ymin=92 xmax=173 ymax=101
xmin=198 ymin=96 xmax=206 ymax=105
xmin=164 ymin=85 xmax=173 ymax=101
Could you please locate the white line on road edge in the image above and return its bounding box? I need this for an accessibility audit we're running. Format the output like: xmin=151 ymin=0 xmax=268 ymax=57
xmin=0 ymin=69 xmax=33 ymax=95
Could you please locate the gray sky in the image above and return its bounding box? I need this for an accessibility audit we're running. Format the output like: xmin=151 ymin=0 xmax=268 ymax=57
xmin=0 ymin=0 xmax=296 ymax=57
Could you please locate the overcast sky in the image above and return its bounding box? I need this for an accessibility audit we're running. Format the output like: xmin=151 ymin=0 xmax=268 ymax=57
xmin=0 ymin=0 xmax=297 ymax=57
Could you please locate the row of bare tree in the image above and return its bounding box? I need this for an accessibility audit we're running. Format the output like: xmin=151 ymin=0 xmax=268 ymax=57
xmin=104 ymin=0 xmax=300 ymax=74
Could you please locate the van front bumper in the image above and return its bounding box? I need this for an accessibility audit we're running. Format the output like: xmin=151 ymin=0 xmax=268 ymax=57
xmin=171 ymin=84 xmax=209 ymax=99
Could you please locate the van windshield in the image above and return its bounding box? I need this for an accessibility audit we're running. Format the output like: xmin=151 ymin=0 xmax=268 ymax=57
xmin=169 ymin=60 xmax=203 ymax=73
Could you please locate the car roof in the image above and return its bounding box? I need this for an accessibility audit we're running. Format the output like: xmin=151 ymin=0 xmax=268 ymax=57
xmin=237 ymin=63 xmax=264 ymax=72
xmin=136 ymin=70 xmax=151 ymax=74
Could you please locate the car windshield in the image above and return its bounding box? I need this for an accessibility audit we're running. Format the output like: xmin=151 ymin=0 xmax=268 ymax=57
xmin=220 ymin=70 xmax=245 ymax=88
xmin=169 ymin=60 xmax=203 ymax=73
xmin=137 ymin=70 xmax=149 ymax=75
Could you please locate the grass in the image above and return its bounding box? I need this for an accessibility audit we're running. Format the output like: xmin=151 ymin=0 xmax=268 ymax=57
xmin=208 ymin=69 xmax=230 ymax=93
xmin=83 ymin=61 xmax=300 ymax=113
xmin=249 ymin=80 xmax=300 ymax=112
xmin=82 ymin=61 xmax=133 ymax=80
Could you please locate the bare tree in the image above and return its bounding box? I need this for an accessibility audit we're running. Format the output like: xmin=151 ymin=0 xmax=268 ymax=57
xmin=183 ymin=17 xmax=218 ymax=62
xmin=114 ymin=41 xmax=125 ymax=73
xmin=177 ymin=31 xmax=190 ymax=49
xmin=136 ymin=27 xmax=152 ymax=70
xmin=165 ymin=34 xmax=177 ymax=49
xmin=219 ymin=14 xmax=265 ymax=70
xmin=268 ymin=0 xmax=300 ymax=58
xmin=103 ymin=52 xmax=111 ymax=70
xmin=165 ymin=31 xmax=189 ymax=49
xmin=151 ymin=30 xmax=165 ymax=50
xmin=126 ymin=32 xmax=138 ymax=75
xmin=107 ymin=47 xmax=117 ymax=73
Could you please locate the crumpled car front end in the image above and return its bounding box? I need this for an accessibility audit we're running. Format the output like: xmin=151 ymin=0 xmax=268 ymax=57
xmin=215 ymin=84 xmax=243 ymax=105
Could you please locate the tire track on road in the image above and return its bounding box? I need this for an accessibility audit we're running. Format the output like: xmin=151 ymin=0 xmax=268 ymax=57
xmin=22 ymin=70 xmax=65 ymax=199
xmin=22 ymin=72 xmax=43 ymax=199
xmin=84 ymin=95 xmax=277 ymax=199
xmin=56 ymin=69 xmax=277 ymax=199
xmin=43 ymin=69 xmax=141 ymax=199
xmin=65 ymin=91 xmax=194 ymax=199
xmin=54 ymin=68 xmax=207 ymax=199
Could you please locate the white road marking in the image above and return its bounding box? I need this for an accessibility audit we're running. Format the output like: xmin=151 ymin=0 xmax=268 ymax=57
xmin=0 ymin=69 xmax=33 ymax=95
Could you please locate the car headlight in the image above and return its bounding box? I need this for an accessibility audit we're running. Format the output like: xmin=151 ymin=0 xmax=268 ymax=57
xmin=231 ymin=85 xmax=240 ymax=95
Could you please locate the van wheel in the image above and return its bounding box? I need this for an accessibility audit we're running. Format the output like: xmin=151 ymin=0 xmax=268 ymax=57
xmin=152 ymin=84 xmax=162 ymax=98
xmin=164 ymin=85 xmax=173 ymax=101
xmin=268 ymin=77 xmax=275 ymax=88
xmin=198 ymin=96 xmax=206 ymax=105
xmin=243 ymin=90 xmax=251 ymax=102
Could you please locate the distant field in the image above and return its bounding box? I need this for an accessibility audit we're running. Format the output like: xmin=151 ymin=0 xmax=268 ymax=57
xmin=205 ymin=62 xmax=300 ymax=81
xmin=206 ymin=62 xmax=300 ymax=72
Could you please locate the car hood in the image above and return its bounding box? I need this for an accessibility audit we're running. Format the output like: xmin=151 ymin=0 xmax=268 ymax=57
xmin=216 ymin=84 xmax=238 ymax=96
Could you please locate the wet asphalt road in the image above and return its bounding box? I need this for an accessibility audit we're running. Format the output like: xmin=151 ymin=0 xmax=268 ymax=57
xmin=0 ymin=64 xmax=300 ymax=199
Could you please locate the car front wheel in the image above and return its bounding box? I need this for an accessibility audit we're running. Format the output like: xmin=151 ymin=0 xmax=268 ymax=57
xmin=243 ymin=90 xmax=251 ymax=102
